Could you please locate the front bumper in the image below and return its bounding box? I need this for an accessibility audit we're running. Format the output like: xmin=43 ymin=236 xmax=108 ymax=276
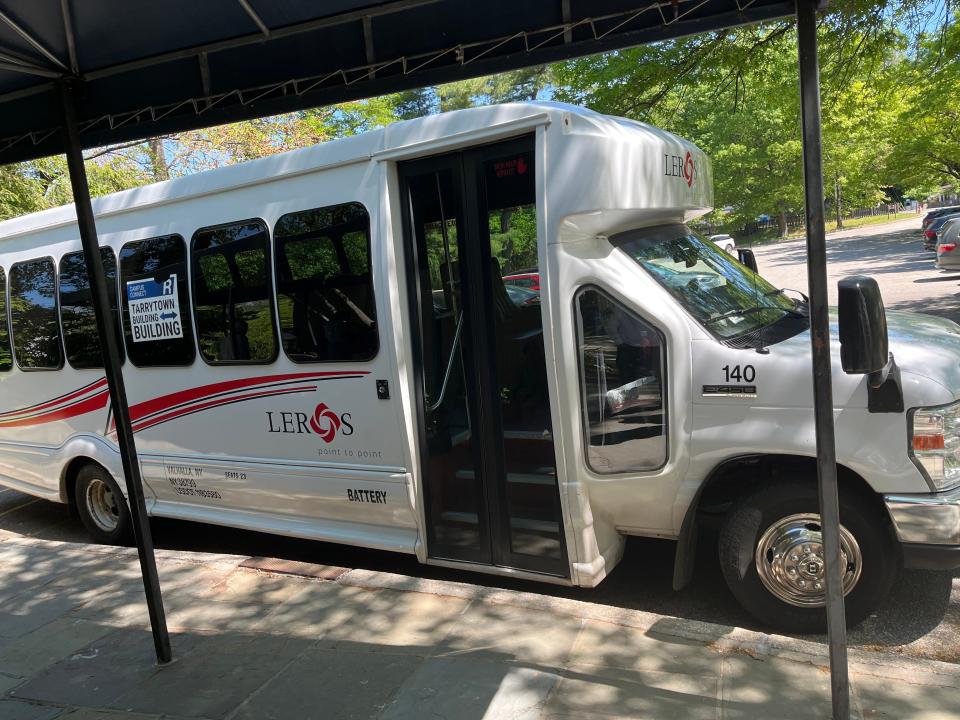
xmin=885 ymin=485 xmax=960 ymax=569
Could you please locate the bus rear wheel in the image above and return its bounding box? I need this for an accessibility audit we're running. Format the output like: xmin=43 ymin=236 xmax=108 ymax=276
xmin=718 ymin=481 xmax=898 ymax=633
xmin=75 ymin=464 xmax=132 ymax=545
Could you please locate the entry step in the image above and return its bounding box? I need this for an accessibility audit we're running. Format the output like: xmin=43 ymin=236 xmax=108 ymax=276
xmin=440 ymin=510 xmax=559 ymax=535
xmin=454 ymin=469 xmax=557 ymax=486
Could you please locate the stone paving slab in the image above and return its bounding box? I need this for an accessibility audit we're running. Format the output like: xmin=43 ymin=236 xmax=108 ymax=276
xmin=382 ymin=657 xmax=562 ymax=720
xmin=0 ymin=618 xmax=113 ymax=679
xmin=232 ymin=647 xmax=425 ymax=720
xmin=544 ymin=663 xmax=719 ymax=720
xmin=0 ymin=699 xmax=63 ymax=720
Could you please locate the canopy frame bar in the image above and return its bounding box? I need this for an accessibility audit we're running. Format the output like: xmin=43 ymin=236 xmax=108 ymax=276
xmin=59 ymin=79 xmax=172 ymax=666
xmin=0 ymin=7 xmax=67 ymax=71
xmin=796 ymin=0 xmax=850 ymax=716
xmin=60 ymin=0 xmax=79 ymax=75
xmin=237 ymin=0 xmax=270 ymax=38
xmin=84 ymin=0 xmax=439 ymax=82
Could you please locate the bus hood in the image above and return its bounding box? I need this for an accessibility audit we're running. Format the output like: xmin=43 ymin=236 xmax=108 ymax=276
xmin=800 ymin=309 xmax=960 ymax=402
xmin=883 ymin=310 xmax=960 ymax=396
xmin=762 ymin=309 xmax=960 ymax=408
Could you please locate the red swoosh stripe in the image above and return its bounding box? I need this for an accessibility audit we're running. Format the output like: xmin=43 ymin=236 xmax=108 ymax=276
xmin=114 ymin=370 xmax=367 ymax=435
xmin=0 ymin=371 xmax=366 ymax=433
xmin=127 ymin=371 xmax=366 ymax=425
xmin=0 ymin=377 xmax=108 ymax=421
xmin=0 ymin=389 xmax=110 ymax=428
xmin=130 ymin=385 xmax=318 ymax=434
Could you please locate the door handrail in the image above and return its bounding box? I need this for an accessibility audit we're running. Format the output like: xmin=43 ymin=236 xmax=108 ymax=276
xmin=427 ymin=310 xmax=463 ymax=413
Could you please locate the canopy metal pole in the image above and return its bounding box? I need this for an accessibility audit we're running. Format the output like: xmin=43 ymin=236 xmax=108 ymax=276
xmin=58 ymin=80 xmax=172 ymax=665
xmin=795 ymin=1 xmax=849 ymax=717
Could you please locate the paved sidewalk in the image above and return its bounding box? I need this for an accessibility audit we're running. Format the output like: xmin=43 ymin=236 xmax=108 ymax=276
xmin=0 ymin=532 xmax=957 ymax=719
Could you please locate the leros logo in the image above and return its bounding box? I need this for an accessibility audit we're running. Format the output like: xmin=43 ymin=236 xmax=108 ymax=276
xmin=664 ymin=150 xmax=697 ymax=188
xmin=309 ymin=403 xmax=340 ymax=443
xmin=266 ymin=402 xmax=354 ymax=442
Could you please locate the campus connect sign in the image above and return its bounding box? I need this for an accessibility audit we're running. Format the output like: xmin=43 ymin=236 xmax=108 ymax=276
xmin=126 ymin=275 xmax=183 ymax=342
xmin=664 ymin=150 xmax=697 ymax=188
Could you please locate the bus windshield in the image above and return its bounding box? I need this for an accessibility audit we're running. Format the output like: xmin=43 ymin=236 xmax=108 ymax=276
xmin=610 ymin=223 xmax=805 ymax=342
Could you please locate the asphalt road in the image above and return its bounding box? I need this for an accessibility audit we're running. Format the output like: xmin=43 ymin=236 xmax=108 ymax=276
xmin=2 ymin=215 xmax=958 ymax=664
xmin=751 ymin=215 xmax=960 ymax=324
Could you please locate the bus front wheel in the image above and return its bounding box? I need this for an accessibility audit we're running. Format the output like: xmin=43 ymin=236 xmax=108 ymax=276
xmin=718 ymin=481 xmax=898 ymax=633
xmin=75 ymin=464 xmax=133 ymax=545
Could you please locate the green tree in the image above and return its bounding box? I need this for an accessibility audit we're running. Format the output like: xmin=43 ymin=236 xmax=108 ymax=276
xmin=551 ymin=4 xmax=930 ymax=236
xmin=888 ymin=15 xmax=960 ymax=192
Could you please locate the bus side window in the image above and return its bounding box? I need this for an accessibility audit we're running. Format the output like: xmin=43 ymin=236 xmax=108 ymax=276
xmin=59 ymin=248 xmax=124 ymax=369
xmin=119 ymin=234 xmax=195 ymax=367
xmin=191 ymin=219 xmax=278 ymax=364
xmin=274 ymin=202 xmax=378 ymax=363
xmin=575 ymin=288 xmax=667 ymax=473
xmin=9 ymin=257 xmax=63 ymax=370
xmin=0 ymin=268 xmax=11 ymax=372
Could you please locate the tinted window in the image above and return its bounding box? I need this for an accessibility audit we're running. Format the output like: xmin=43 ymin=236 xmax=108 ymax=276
xmin=9 ymin=258 xmax=62 ymax=370
xmin=0 ymin=269 xmax=10 ymax=372
xmin=191 ymin=219 xmax=277 ymax=364
xmin=59 ymin=248 xmax=124 ymax=369
xmin=119 ymin=235 xmax=195 ymax=367
xmin=274 ymin=202 xmax=377 ymax=362
xmin=576 ymin=288 xmax=666 ymax=473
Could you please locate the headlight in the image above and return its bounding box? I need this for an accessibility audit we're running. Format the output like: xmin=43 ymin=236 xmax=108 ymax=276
xmin=910 ymin=400 xmax=960 ymax=491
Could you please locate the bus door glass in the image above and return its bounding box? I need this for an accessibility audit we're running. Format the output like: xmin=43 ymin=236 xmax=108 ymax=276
xmin=401 ymin=137 xmax=567 ymax=577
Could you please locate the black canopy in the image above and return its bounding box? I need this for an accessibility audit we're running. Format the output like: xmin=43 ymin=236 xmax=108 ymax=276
xmin=0 ymin=0 xmax=794 ymax=163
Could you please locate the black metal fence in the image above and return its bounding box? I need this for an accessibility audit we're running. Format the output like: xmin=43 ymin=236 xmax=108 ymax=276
xmin=734 ymin=202 xmax=908 ymax=238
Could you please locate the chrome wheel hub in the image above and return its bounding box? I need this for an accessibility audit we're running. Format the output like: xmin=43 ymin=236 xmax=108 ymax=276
xmin=85 ymin=479 xmax=120 ymax=533
xmin=755 ymin=513 xmax=862 ymax=607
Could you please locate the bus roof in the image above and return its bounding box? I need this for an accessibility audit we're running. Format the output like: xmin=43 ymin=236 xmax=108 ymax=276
xmin=0 ymin=102 xmax=704 ymax=242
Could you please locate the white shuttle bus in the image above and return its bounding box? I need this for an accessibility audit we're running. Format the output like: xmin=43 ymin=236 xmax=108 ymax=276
xmin=2 ymin=102 xmax=960 ymax=632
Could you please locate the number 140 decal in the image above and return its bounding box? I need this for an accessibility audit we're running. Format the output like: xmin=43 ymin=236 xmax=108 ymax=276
xmin=723 ymin=364 xmax=756 ymax=383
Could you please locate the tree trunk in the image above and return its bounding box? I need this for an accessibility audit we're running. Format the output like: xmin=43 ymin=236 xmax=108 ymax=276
xmin=148 ymin=137 xmax=170 ymax=182
xmin=776 ymin=204 xmax=788 ymax=239
xmin=834 ymin=174 xmax=843 ymax=230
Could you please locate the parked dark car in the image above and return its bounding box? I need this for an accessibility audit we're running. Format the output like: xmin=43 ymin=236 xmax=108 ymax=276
xmin=922 ymin=206 xmax=960 ymax=232
xmin=924 ymin=213 xmax=960 ymax=250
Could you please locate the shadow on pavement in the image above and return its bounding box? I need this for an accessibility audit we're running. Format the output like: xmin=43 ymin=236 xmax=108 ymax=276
xmin=913 ymin=274 xmax=960 ymax=284
xmin=3 ymin=539 xmax=950 ymax=719
xmin=1 ymin=491 xmax=955 ymax=662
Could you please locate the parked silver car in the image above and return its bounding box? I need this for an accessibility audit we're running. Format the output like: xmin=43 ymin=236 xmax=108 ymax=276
xmin=936 ymin=218 xmax=960 ymax=269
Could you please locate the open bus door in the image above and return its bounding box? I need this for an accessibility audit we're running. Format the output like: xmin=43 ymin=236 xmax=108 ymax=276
xmin=400 ymin=137 xmax=568 ymax=577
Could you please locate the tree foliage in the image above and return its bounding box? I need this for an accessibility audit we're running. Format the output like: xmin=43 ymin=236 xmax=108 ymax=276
xmin=887 ymin=14 xmax=960 ymax=191
xmin=551 ymin=1 xmax=954 ymax=235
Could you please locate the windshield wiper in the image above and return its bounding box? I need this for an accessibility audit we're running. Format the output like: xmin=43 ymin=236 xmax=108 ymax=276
xmin=764 ymin=287 xmax=809 ymax=303
xmin=704 ymin=305 xmax=806 ymax=326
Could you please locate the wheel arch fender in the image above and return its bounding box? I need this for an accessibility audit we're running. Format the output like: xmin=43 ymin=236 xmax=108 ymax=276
xmin=672 ymin=453 xmax=890 ymax=591
xmin=57 ymin=434 xmax=124 ymax=506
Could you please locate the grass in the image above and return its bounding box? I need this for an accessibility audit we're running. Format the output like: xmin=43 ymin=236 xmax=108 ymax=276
xmin=734 ymin=211 xmax=918 ymax=246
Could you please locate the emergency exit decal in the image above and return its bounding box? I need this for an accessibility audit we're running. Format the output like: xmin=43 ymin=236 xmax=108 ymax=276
xmin=126 ymin=275 xmax=183 ymax=342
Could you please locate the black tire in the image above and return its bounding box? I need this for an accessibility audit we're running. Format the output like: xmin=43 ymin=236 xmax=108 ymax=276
xmin=718 ymin=481 xmax=899 ymax=633
xmin=75 ymin=464 xmax=132 ymax=545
